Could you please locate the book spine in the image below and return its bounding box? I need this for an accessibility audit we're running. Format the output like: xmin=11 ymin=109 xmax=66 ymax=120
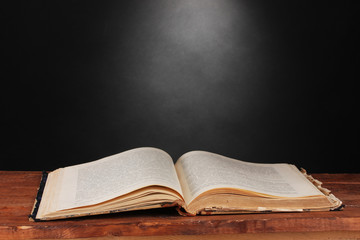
xmin=29 ymin=171 xmax=48 ymax=222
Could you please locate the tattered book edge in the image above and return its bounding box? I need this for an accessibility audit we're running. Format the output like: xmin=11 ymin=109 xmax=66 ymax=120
xmin=29 ymin=171 xmax=48 ymax=222
xmin=198 ymin=168 xmax=345 ymax=215
xmin=300 ymin=168 xmax=344 ymax=211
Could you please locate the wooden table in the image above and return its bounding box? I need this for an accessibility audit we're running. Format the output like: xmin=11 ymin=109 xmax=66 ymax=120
xmin=0 ymin=171 xmax=359 ymax=240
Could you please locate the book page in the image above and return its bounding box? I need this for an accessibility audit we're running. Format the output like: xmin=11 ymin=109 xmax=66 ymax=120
xmin=175 ymin=151 xmax=322 ymax=204
xmin=55 ymin=147 xmax=183 ymax=211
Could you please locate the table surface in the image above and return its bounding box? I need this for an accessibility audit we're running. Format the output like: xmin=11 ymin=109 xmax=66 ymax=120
xmin=0 ymin=171 xmax=359 ymax=239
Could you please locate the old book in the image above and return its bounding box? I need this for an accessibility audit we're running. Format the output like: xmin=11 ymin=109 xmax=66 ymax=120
xmin=29 ymin=147 xmax=343 ymax=221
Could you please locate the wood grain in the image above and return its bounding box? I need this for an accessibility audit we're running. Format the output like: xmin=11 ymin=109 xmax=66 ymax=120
xmin=0 ymin=171 xmax=359 ymax=239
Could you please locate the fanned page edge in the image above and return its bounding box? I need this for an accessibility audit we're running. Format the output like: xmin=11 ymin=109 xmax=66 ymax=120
xmin=194 ymin=168 xmax=344 ymax=216
xmin=300 ymin=168 xmax=344 ymax=211
xmin=30 ymin=201 xmax=184 ymax=221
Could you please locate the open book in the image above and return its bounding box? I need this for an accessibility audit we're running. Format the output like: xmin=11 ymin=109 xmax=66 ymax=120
xmin=30 ymin=147 xmax=343 ymax=221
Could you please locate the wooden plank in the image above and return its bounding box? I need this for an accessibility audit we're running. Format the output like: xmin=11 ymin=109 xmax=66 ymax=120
xmin=312 ymin=173 xmax=360 ymax=183
xmin=16 ymin=231 xmax=360 ymax=240
xmin=0 ymin=171 xmax=359 ymax=239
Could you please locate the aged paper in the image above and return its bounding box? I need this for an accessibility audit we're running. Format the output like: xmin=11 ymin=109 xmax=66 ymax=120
xmin=55 ymin=147 xmax=183 ymax=210
xmin=175 ymin=151 xmax=322 ymax=204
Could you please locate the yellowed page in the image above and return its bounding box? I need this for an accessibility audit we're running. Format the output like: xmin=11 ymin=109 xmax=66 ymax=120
xmin=55 ymin=147 xmax=183 ymax=211
xmin=175 ymin=151 xmax=322 ymax=204
xmin=36 ymin=168 xmax=63 ymax=218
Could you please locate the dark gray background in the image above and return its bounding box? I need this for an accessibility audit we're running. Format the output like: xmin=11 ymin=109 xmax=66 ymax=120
xmin=2 ymin=1 xmax=358 ymax=172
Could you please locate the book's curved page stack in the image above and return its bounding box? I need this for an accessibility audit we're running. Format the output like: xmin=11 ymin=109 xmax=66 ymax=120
xmin=30 ymin=147 xmax=343 ymax=221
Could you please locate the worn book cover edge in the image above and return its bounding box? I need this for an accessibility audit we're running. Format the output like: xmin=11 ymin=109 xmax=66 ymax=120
xmin=29 ymin=171 xmax=48 ymax=222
